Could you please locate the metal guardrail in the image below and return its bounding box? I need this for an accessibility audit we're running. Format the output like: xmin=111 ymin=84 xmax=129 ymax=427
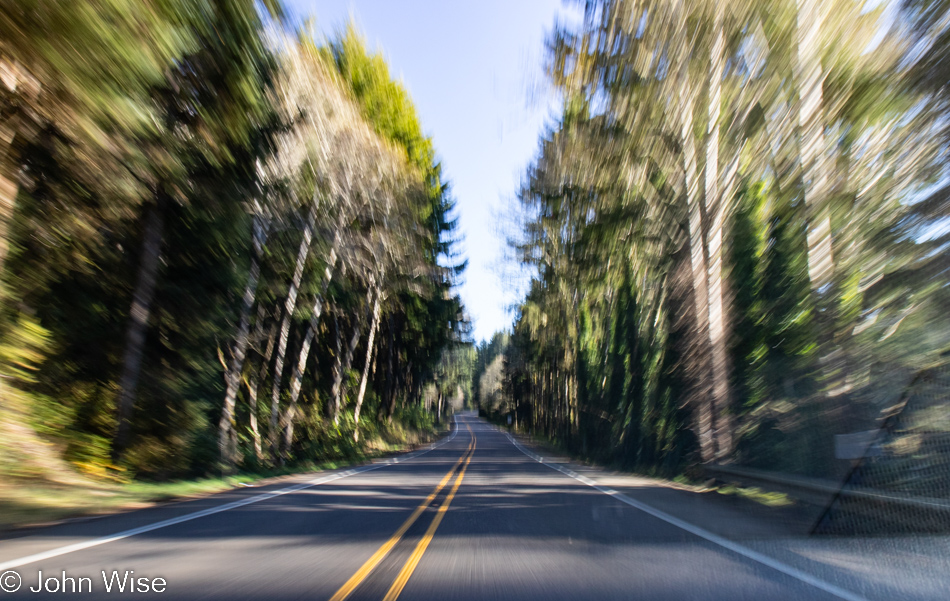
xmin=707 ymin=366 xmax=950 ymax=533
xmin=703 ymin=464 xmax=950 ymax=515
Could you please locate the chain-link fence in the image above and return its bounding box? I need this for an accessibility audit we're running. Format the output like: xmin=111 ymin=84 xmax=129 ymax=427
xmin=813 ymin=366 xmax=950 ymax=534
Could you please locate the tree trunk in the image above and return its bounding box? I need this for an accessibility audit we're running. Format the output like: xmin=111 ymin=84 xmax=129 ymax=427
xmin=246 ymin=314 xmax=278 ymax=462
xmin=406 ymin=361 xmax=418 ymax=408
xmin=795 ymin=0 xmax=834 ymax=293
xmin=329 ymin=310 xmax=342 ymax=417
xmin=680 ymin=64 xmax=715 ymax=464
xmin=0 ymin=110 xmax=19 ymax=276
xmin=352 ymin=286 xmax=382 ymax=442
xmin=704 ymin=13 xmax=734 ymax=462
xmin=384 ymin=315 xmax=396 ymax=423
xmin=795 ymin=0 xmax=841 ymax=437
xmin=268 ymin=202 xmax=318 ymax=460
xmin=112 ymin=194 xmax=166 ymax=462
xmin=0 ymin=60 xmax=39 ymax=278
xmin=218 ymin=208 xmax=269 ymax=465
xmin=246 ymin=377 xmax=262 ymax=461
xmin=330 ymin=287 xmax=373 ymax=425
xmin=281 ymin=233 xmax=340 ymax=460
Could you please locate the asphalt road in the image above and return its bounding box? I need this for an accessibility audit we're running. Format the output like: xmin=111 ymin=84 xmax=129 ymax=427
xmin=0 ymin=412 xmax=893 ymax=600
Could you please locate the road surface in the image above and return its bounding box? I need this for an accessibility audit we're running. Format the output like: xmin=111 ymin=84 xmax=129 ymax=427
xmin=0 ymin=412 xmax=933 ymax=600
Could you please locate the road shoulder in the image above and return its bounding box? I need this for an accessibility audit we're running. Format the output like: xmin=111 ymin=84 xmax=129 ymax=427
xmin=503 ymin=426 xmax=950 ymax=601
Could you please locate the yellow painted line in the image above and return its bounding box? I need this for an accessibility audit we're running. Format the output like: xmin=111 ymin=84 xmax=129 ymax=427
xmin=382 ymin=435 xmax=476 ymax=601
xmin=327 ymin=437 xmax=474 ymax=601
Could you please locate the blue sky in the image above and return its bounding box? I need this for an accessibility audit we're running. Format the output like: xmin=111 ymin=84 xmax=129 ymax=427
xmin=283 ymin=0 xmax=575 ymax=342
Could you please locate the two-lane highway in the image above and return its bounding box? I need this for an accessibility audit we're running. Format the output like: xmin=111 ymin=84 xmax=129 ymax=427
xmin=0 ymin=413 xmax=877 ymax=600
xmin=328 ymin=424 xmax=476 ymax=601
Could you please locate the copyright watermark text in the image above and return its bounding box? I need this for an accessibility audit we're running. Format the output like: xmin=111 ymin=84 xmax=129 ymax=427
xmin=0 ymin=570 xmax=166 ymax=594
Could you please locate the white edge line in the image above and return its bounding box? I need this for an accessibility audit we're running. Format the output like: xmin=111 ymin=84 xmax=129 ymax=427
xmin=504 ymin=431 xmax=871 ymax=601
xmin=0 ymin=417 xmax=460 ymax=572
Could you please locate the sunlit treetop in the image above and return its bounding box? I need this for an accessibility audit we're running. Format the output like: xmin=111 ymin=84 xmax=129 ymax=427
xmin=326 ymin=23 xmax=437 ymax=182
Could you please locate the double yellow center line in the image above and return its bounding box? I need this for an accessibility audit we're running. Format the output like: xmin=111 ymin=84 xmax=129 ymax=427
xmin=329 ymin=426 xmax=476 ymax=601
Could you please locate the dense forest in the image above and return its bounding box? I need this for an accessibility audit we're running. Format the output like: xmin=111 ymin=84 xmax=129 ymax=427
xmin=477 ymin=0 xmax=950 ymax=482
xmin=4 ymin=0 xmax=950 ymax=506
xmin=0 ymin=1 xmax=471 ymax=485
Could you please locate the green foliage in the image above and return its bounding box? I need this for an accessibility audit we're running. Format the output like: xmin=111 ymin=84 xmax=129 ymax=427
xmin=472 ymin=332 xmax=509 ymax=416
xmin=503 ymin=0 xmax=950 ymax=481
xmin=0 ymin=3 xmax=465 ymax=493
xmin=329 ymin=25 xmax=436 ymax=175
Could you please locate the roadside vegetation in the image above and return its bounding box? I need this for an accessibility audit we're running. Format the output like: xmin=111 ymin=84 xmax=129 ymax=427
xmin=0 ymin=1 xmax=474 ymax=526
xmin=483 ymin=0 xmax=950 ymax=496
